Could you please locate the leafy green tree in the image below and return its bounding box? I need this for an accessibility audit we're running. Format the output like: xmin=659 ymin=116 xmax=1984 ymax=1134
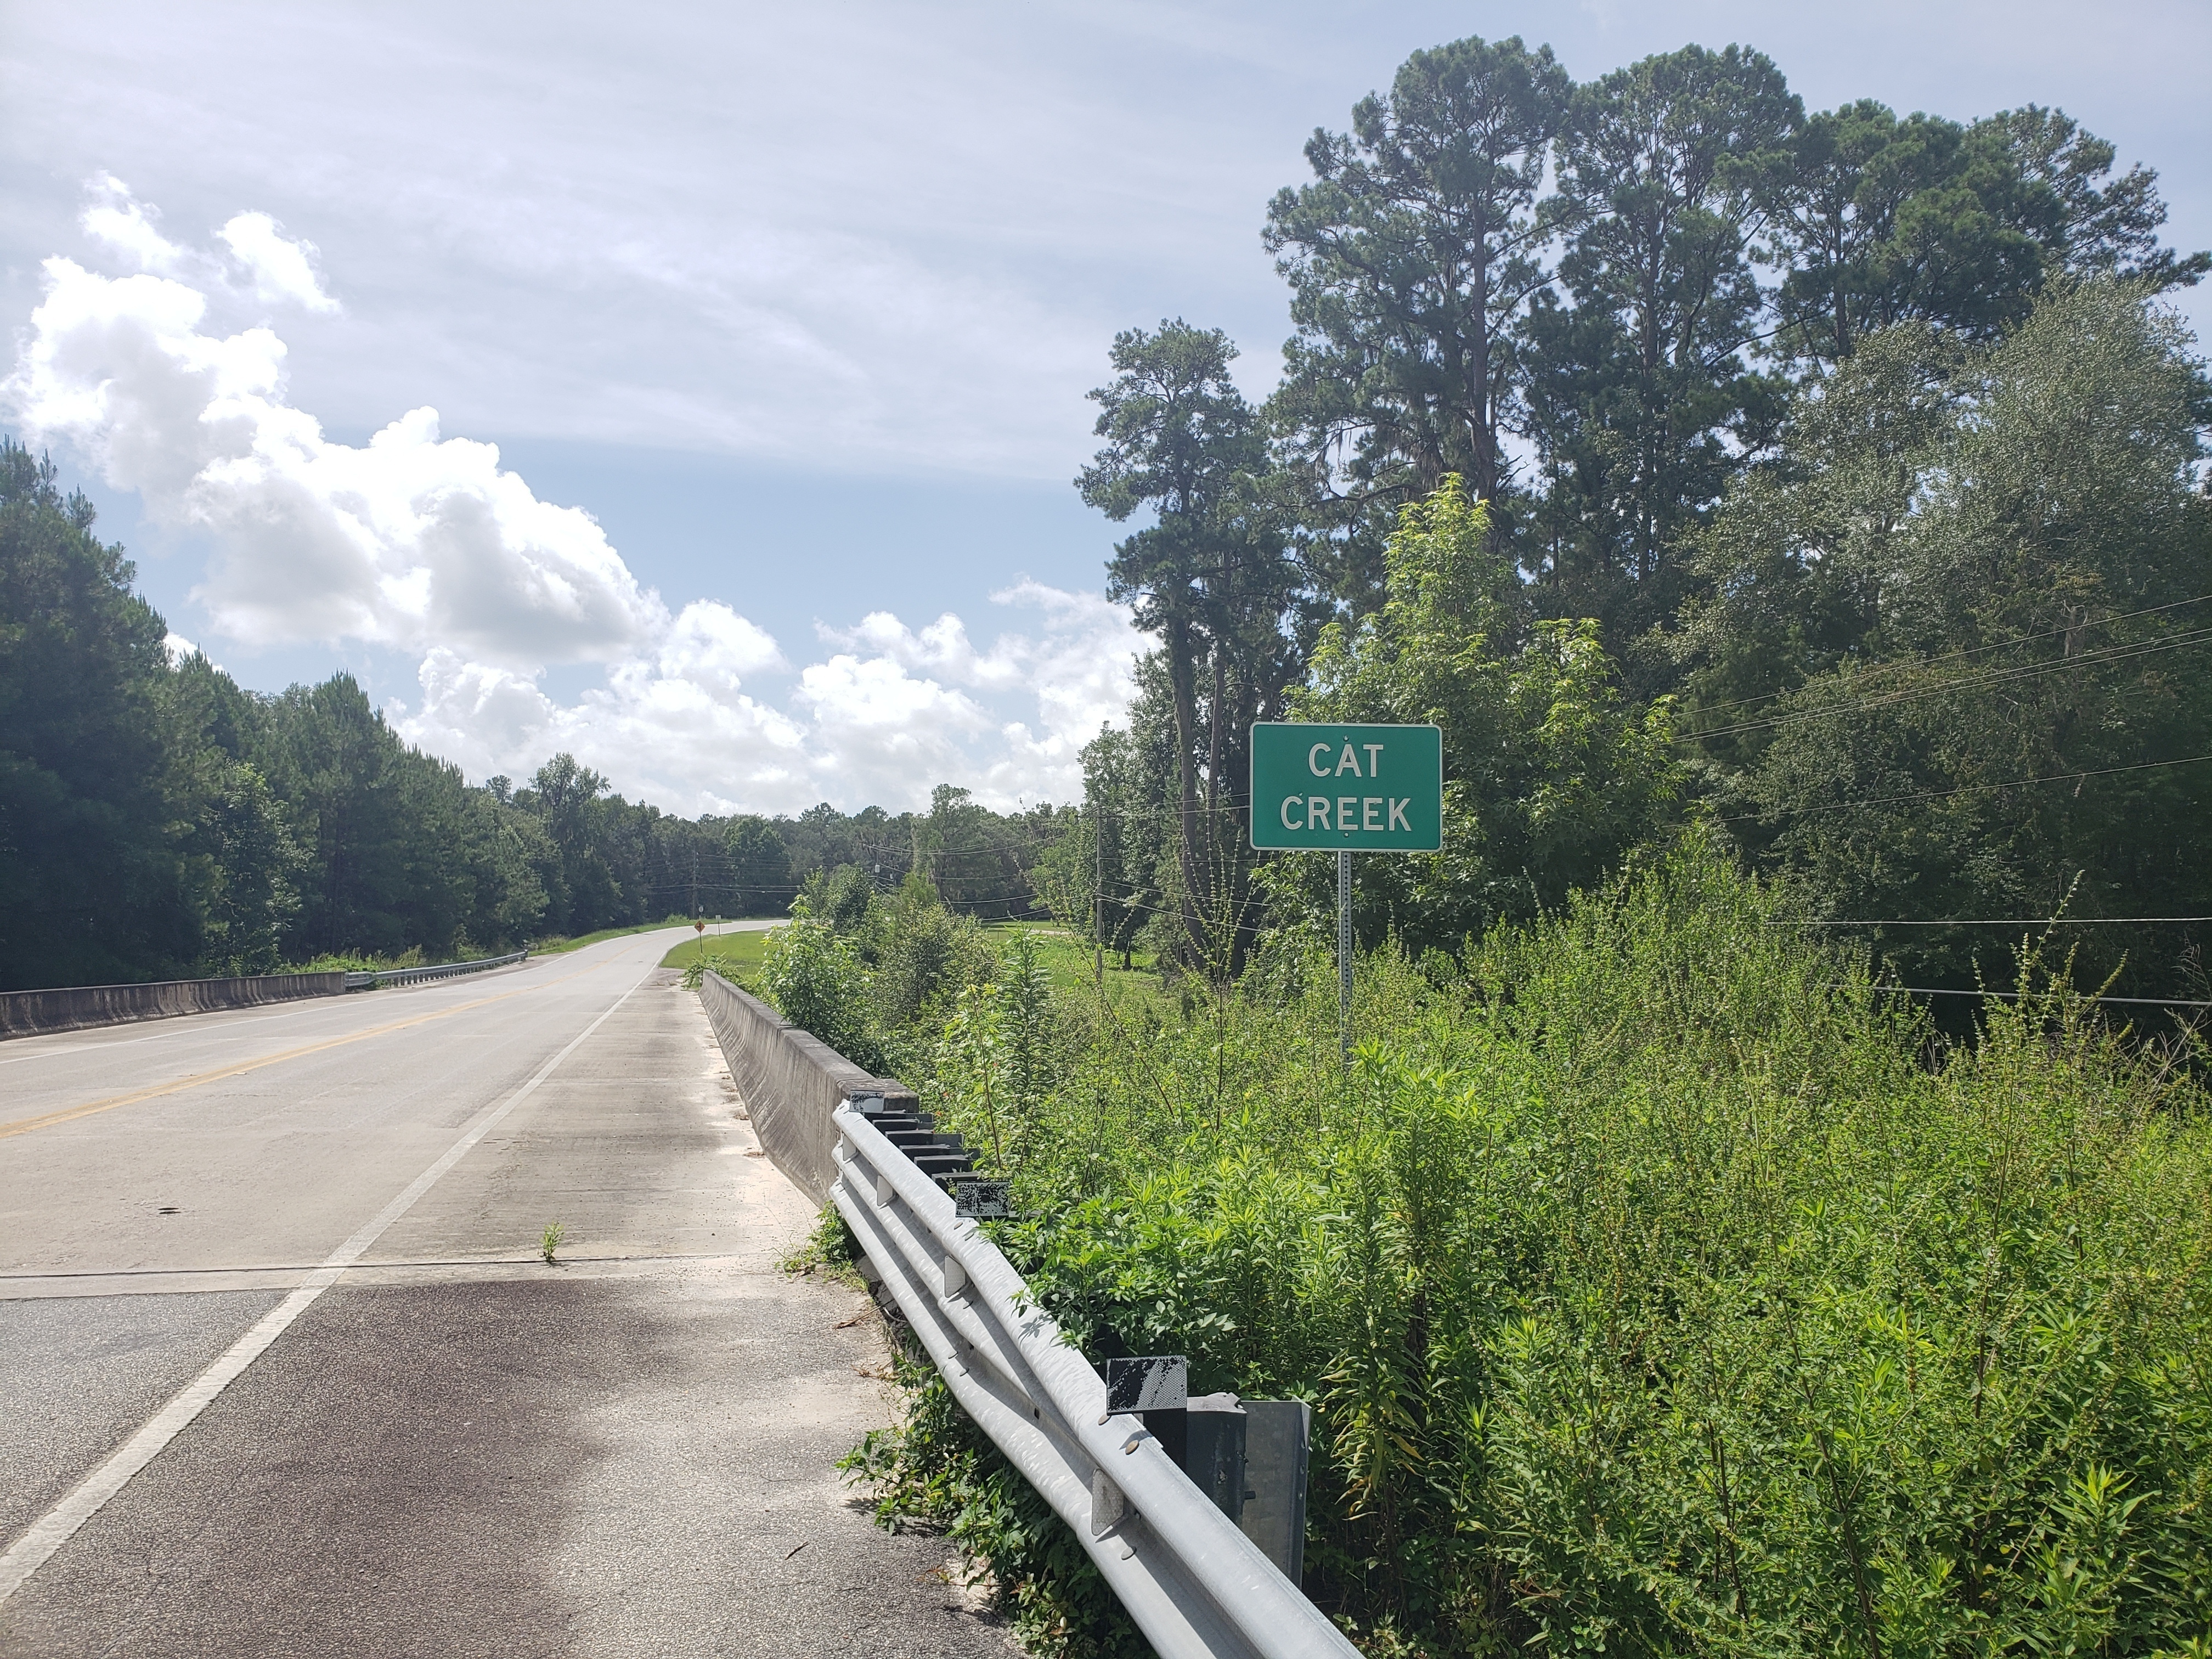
xmin=725 ymin=814 xmax=792 ymax=915
xmin=454 ymin=788 xmax=554 ymax=948
xmin=1031 ymin=724 xmax=1166 ymax=969
xmin=1991 ymin=105 xmax=2210 ymax=290
xmin=1265 ymin=35 xmax=1573 ymax=515
xmin=1763 ymin=101 xmax=2206 ymax=371
xmin=0 ymin=442 xmax=198 ymax=988
xmin=1686 ymin=283 xmax=2212 ymax=995
xmin=188 ymin=761 xmax=305 ymax=975
xmin=517 ymin=752 xmax=622 ymax=933
xmin=1670 ymin=320 xmax=1966 ymax=759
xmin=1274 ymin=478 xmax=1679 ymax=954
xmin=799 ymin=862 xmax=877 ymax=932
xmin=871 ymin=868 xmax=994 ymax=1029
xmin=1080 ymin=321 xmax=1298 ymax=975
xmin=758 ymin=918 xmax=884 ymax=1073
xmin=910 ymin=785 xmax=1035 ymax=919
xmin=1519 ymin=45 xmax=1799 ymax=659
xmin=1763 ymin=101 xmax=2036 ymax=365
xmin=256 ymin=674 xmax=424 ymax=957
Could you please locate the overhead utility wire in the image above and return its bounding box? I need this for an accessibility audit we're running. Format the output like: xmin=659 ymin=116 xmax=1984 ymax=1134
xmin=1676 ymin=627 xmax=2212 ymax=744
xmin=1711 ymin=751 xmax=2212 ymax=825
xmin=1680 ymin=591 xmax=2212 ymax=725
xmin=1778 ymin=915 xmax=2212 ymax=927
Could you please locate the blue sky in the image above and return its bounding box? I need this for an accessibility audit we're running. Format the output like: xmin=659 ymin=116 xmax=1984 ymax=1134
xmin=4 ymin=0 xmax=2205 ymax=814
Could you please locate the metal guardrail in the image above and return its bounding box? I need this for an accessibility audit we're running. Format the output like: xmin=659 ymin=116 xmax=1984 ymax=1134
xmin=832 ymin=1104 xmax=1358 ymax=1659
xmin=342 ymin=950 xmax=529 ymax=991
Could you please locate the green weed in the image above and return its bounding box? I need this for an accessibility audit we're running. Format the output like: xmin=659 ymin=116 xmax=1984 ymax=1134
xmin=836 ymin=837 xmax=2212 ymax=1656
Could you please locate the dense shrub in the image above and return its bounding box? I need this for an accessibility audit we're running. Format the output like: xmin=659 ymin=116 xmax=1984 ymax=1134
xmin=847 ymin=839 xmax=2212 ymax=1657
xmin=757 ymin=919 xmax=886 ymax=1073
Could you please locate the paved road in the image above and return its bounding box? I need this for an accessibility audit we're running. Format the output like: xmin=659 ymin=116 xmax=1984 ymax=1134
xmin=0 ymin=930 xmax=1012 ymax=1658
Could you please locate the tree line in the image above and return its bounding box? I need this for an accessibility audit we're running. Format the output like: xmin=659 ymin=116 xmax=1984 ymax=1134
xmin=0 ymin=439 xmax=1059 ymax=991
xmin=1056 ymin=33 xmax=2211 ymax=1003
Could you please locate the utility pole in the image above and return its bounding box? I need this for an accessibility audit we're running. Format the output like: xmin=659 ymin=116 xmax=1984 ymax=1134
xmin=1094 ymin=803 xmax=1105 ymax=996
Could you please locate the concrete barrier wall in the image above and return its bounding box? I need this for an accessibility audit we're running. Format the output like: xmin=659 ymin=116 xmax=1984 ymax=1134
xmin=0 ymin=971 xmax=348 ymax=1041
xmin=697 ymin=970 xmax=915 ymax=1205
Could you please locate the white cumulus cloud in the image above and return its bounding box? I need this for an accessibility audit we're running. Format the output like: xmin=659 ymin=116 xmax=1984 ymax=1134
xmin=80 ymin=172 xmax=190 ymax=276
xmin=8 ymin=252 xmax=666 ymax=665
xmin=219 ymin=210 xmax=341 ymax=313
xmin=7 ymin=181 xmax=1141 ymax=816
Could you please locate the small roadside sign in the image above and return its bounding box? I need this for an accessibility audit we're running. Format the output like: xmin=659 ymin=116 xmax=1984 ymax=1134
xmin=1248 ymin=723 xmax=1443 ymax=852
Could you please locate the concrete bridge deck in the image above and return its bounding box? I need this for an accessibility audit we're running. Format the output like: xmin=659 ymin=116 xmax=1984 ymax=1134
xmin=0 ymin=929 xmax=1010 ymax=1657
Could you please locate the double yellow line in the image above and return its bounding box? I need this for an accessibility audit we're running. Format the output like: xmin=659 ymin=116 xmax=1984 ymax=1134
xmin=0 ymin=960 xmax=609 ymax=1142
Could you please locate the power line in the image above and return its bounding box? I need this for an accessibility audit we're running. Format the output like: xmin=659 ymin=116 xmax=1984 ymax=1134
xmin=1680 ymin=591 xmax=2212 ymax=726
xmin=1779 ymin=916 xmax=2212 ymax=927
xmin=1712 ymin=751 xmax=2212 ymax=825
xmin=1677 ymin=626 xmax=2212 ymax=744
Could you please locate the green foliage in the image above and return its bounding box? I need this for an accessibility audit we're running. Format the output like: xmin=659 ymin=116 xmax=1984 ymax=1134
xmin=849 ymin=840 xmax=2212 ymax=1655
xmin=1277 ymin=478 xmax=1680 ymax=955
xmin=758 ymin=918 xmax=886 ymax=1073
xmin=872 ymin=871 xmax=996 ymax=1030
xmin=1264 ymin=34 xmax=1571 ymax=511
xmin=842 ymin=1354 xmax=1150 ymax=1657
xmin=1683 ymin=280 xmax=2212 ymax=1000
xmin=801 ymin=862 xmax=876 ymax=932
xmin=1082 ymin=320 xmax=1300 ymax=977
xmin=0 ymin=439 xmax=199 ymax=987
xmin=725 ymin=814 xmax=793 ymax=915
xmin=781 ymin=1202 xmax=864 ymax=1280
xmin=1522 ymin=44 xmax=1798 ymax=644
xmin=1763 ymin=101 xmax=2209 ymax=369
xmin=749 ymin=871 xmax=1006 ymax=1078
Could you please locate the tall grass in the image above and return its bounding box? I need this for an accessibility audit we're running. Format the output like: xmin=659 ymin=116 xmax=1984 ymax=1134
xmin=828 ymin=840 xmax=2212 ymax=1657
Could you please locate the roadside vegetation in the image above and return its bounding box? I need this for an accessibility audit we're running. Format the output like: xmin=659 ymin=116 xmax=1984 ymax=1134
xmin=813 ymin=842 xmax=2212 ymax=1657
xmin=662 ymin=926 xmax=778 ymax=979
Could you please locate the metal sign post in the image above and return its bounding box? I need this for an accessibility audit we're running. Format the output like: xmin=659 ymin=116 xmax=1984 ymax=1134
xmin=1249 ymin=723 xmax=1444 ymax=1068
xmin=1337 ymin=850 xmax=1352 ymax=1066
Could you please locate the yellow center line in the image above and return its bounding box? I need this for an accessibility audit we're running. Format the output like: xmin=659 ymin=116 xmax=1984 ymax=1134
xmin=0 ymin=956 xmax=623 ymax=1142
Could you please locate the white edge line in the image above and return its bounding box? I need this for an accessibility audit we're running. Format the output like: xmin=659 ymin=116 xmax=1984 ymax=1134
xmin=0 ymin=952 xmax=658 ymax=1606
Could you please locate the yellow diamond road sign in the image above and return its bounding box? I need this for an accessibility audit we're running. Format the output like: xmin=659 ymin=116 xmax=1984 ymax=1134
xmin=1248 ymin=723 xmax=1443 ymax=851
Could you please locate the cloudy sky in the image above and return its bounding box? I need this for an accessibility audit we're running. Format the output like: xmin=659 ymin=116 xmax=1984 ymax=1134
xmin=3 ymin=0 xmax=2205 ymax=816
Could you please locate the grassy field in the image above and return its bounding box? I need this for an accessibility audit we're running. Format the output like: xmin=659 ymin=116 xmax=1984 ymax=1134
xmin=658 ymin=926 xmax=778 ymax=977
xmin=535 ymin=918 xmax=762 ymax=955
xmin=658 ymin=918 xmax=1166 ymax=1011
xmin=979 ymin=922 xmax=1171 ymax=1015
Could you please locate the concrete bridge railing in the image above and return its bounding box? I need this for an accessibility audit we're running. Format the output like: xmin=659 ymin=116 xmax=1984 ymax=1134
xmin=0 ymin=970 xmax=347 ymax=1041
xmin=2 ymin=948 xmax=533 ymax=1041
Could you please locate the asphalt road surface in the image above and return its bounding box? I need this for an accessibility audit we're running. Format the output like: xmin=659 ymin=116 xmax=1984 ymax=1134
xmin=0 ymin=929 xmax=1013 ymax=1658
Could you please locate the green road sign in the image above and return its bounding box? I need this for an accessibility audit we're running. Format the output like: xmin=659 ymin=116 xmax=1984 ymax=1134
xmin=1249 ymin=722 xmax=1443 ymax=851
